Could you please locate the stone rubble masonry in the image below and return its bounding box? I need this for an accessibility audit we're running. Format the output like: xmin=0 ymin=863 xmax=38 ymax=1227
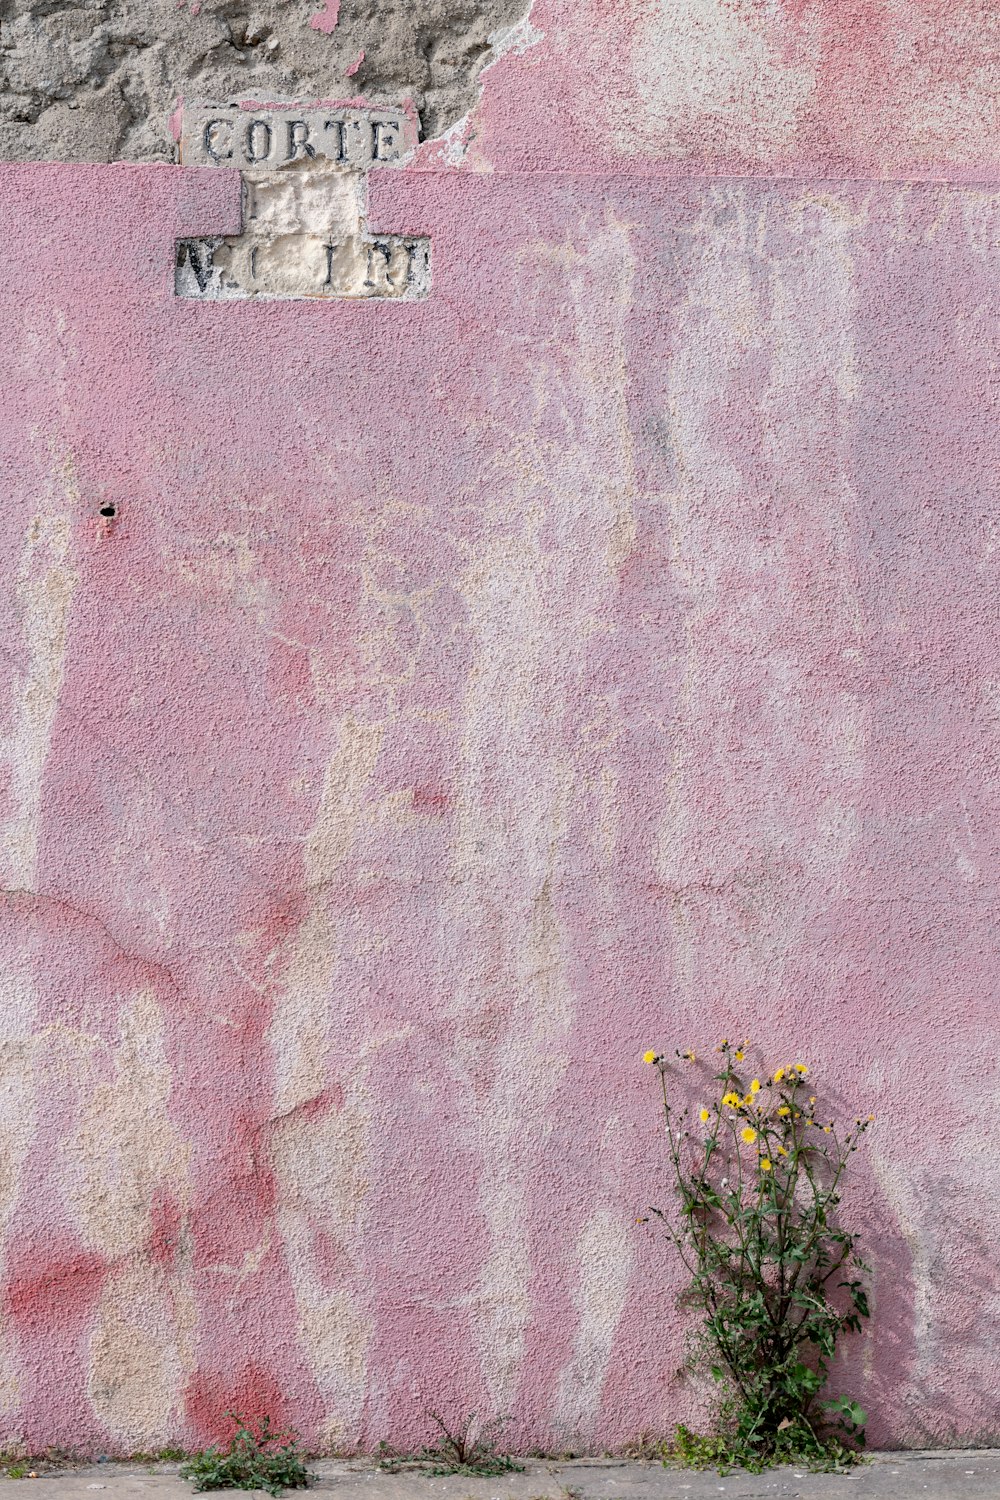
xmin=0 ymin=0 xmax=530 ymax=162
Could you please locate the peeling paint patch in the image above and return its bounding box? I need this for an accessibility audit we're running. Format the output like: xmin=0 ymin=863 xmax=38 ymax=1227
xmin=88 ymin=1261 xmax=187 ymax=1448
xmin=310 ymin=0 xmax=341 ymax=34
xmin=67 ymin=992 xmax=190 ymax=1262
xmin=0 ymin=503 xmax=77 ymax=891
xmin=553 ymin=1209 xmax=633 ymax=1441
xmin=266 ymin=713 xmax=385 ymax=1444
xmin=627 ymin=0 xmax=816 ymax=160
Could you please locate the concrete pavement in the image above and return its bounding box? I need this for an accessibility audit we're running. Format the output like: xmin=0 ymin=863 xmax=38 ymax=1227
xmin=3 ymin=1454 xmax=1000 ymax=1500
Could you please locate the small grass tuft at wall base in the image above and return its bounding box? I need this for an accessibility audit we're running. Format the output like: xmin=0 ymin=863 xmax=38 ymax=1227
xmin=180 ymin=1414 xmax=309 ymax=1496
xmin=377 ymin=1412 xmax=524 ymax=1476
xmin=643 ymin=1039 xmax=873 ymax=1474
xmin=130 ymin=1447 xmax=188 ymax=1465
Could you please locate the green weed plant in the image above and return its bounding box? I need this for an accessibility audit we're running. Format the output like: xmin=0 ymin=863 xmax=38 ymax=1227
xmin=377 ymin=1412 xmax=523 ymax=1476
xmin=644 ymin=1039 xmax=873 ymax=1472
xmin=180 ymin=1414 xmax=309 ymax=1496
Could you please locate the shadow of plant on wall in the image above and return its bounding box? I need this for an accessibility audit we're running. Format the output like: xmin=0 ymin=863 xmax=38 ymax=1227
xmin=642 ymin=1040 xmax=874 ymax=1474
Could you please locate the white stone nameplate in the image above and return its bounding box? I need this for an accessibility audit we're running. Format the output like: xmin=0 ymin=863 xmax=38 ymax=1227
xmin=175 ymin=139 xmax=429 ymax=302
xmin=176 ymin=230 xmax=430 ymax=300
xmin=181 ymin=104 xmax=414 ymax=170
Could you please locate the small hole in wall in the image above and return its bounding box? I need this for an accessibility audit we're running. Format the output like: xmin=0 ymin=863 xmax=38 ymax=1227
xmin=99 ymin=503 xmax=116 ymax=519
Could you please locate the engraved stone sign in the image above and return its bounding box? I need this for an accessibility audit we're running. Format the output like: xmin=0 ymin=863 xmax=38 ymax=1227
xmin=176 ymin=102 xmax=429 ymax=302
xmin=180 ymin=105 xmax=414 ymax=170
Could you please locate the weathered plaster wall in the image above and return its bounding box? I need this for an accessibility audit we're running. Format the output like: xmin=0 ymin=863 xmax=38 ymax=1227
xmin=5 ymin=0 xmax=1000 ymax=170
xmin=0 ymin=0 xmax=999 ymax=1458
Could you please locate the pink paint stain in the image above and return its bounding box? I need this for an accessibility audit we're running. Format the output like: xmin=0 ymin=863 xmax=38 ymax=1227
xmin=309 ymin=0 xmax=340 ymax=33
xmin=346 ymin=48 xmax=365 ymax=77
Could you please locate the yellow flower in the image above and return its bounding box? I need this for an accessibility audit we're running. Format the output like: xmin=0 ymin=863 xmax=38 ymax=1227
xmin=741 ymin=1126 xmax=757 ymax=1145
xmin=750 ymin=1078 xmax=761 ymax=1094
xmin=699 ymin=1108 xmax=710 ymax=1123
xmin=682 ymin=1049 xmax=696 ymax=1062
xmin=795 ymin=1063 xmax=808 ymax=1075
xmin=777 ymin=1105 xmax=791 ymax=1117
xmin=743 ymin=1094 xmax=755 ymax=1107
xmin=643 ymin=1050 xmax=658 ymax=1065
xmin=735 ymin=1050 xmax=744 ymax=1062
xmin=722 ymin=1091 xmax=740 ymax=1108
xmin=776 ymin=1145 xmax=788 ymax=1157
xmin=806 ymin=1118 xmax=814 ymax=1126
xmin=823 ymin=1125 xmax=832 ymax=1133
xmin=773 ymin=1067 xmax=786 ymax=1082
xmin=760 ymin=1158 xmax=772 ymax=1172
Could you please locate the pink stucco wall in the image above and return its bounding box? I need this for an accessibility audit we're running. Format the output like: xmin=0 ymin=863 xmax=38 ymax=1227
xmin=1 ymin=0 xmax=999 ymax=1455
